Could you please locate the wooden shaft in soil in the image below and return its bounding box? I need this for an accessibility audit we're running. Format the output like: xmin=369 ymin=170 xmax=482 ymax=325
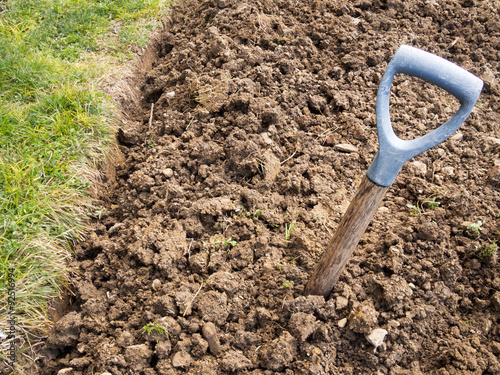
xmin=304 ymin=175 xmax=389 ymax=297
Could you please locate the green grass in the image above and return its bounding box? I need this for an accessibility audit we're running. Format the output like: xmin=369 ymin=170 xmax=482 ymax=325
xmin=284 ymin=222 xmax=297 ymax=242
xmin=2 ymin=0 xmax=165 ymax=61
xmin=0 ymin=0 xmax=171 ymax=371
xmin=476 ymin=239 xmax=497 ymax=259
xmin=204 ymin=237 xmax=238 ymax=251
xmin=142 ymin=321 xmax=169 ymax=336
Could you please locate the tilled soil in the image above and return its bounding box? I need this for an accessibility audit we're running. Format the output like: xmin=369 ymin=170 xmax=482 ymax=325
xmin=34 ymin=0 xmax=500 ymax=374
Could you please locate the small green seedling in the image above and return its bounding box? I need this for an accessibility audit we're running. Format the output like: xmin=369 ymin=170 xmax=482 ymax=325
xmin=407 ymin=202 xmax=423 ymax=216
xmin=257 ymin=159 xmax=268 ymax=174
xmin=285 ymin=222 xmax=297 ymax=242
xmin=236 ymin=205 xmax=247 ymax=217
xmin=224 ymin=238 xmax=238 ymax=247
xmin=424 ymin=197 xmax=441 ymax=209
xmin=144 ymin=136 xmax=155 ymax=148
xmin=282 ymin=281 xmax=294 ymax=289
xmin=142 ymin=322 xmax=168 ymax=336
xmin=467 ymin=221 xmax=483 ymax=236
xmin=237 ymin=206 xmax=264 ymax=220
xmin=205 ymin=237 xmax=238 ymax=251
xmin=462 ymin=320 xmax=476 ymax=327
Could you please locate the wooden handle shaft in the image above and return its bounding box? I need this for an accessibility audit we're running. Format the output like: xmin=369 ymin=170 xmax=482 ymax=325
xmin=304 ymin=175 xmax=389 ymax=297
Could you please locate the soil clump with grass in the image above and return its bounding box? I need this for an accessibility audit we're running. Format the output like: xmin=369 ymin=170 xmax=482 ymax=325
xmin=36 ymin=0 xmax=500 ymax=374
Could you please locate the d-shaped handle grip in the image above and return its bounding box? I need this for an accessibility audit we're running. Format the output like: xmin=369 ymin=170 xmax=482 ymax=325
xmin=366 ymin=45 xmax=483 ymax=187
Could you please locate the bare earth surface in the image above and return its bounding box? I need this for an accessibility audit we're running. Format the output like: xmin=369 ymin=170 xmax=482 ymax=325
xmin=33 ymin=0 xmax=500 ymax=374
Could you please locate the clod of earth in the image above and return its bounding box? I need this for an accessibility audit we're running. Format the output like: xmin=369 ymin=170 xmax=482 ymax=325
xmin=202 ymin=322 xmax=223 ymax=357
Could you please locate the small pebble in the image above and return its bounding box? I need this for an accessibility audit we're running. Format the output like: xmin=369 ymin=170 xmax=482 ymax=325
xmin=334 ymin=143 xmax=358 ymax=153
xmin=366 ymin=328 xmax=388 ymax=352
xmin=441 ymin=166 xmax=454 ymax=176
xmin=261 ymin=132 xmax=274 ymax=145
xmin=410 ymin=160 xmax=427 ymax=176
xmin=338 ymin=318 xmax=347 ymax=328
xmin=152 ymin=279 xmax=162 ymax=290
xmin=163 ymin=168 xmax=174 ymax=178
xmin=387 ymin=320 xmax=400 ymax=328
xmin=336 ymin=296 xmax=349 ymax=310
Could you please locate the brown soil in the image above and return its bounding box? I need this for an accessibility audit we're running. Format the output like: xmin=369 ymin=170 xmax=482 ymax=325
xmin=32 ymin=0 xmax=500 ymax=374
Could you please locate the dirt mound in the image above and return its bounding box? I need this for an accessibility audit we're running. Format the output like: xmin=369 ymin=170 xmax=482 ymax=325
xmin=35 ymin=0 xmax=499 ymax=374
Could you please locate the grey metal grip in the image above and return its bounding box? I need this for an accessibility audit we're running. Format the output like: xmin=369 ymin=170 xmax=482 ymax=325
xmin=366 ymin=45 xmax=483 ymax=187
